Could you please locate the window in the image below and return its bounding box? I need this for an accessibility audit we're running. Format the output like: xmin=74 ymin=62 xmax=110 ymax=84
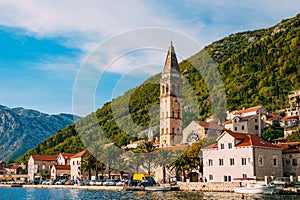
xmin=224 ymin=176 xmax=231 ymax=182
xmin=292 ymin=159 xmax=298 ymax=166
xmin=234 ymin=119 xmax=237 ymax=123
xmin=241 ymin=126 xmax=244 ymax=130
xmin=42 ymin=165 xmax=45 ymax=170
xmin=208 ymin=159 xmax=213 ymax=166
xmin=161 ymin=128 xmax=164 ymax=135
xmin=228 ymin=143 xmax=232 ymax=149
xmin=255 ymin=125 xmax=259 ymax=130
xmin=234 ymin=127 xmax=237 ymax=131
xmin=209 ymin=174 xmax=213 ymax=180
xmin=259 ymin=156 xmax=263 ymax=166
xmin=220 ymin=143 xmax=224 ymax=149
xmin=255 ymin=118 xmax=258 ymax=122
xmin=273 ymin=158 xmax=277 ymax=166
xmin=230 ymin=158 xmax=235 ymax=166
xmin=172 ymin=128 xmax=174 ymax=134
xmin=242 ymin=158 xmax=247 ymax=165
xmin=219 ymin=159 xmax=224 ymax=166
xmin=242 ymin=174 xmax=247 ymax=178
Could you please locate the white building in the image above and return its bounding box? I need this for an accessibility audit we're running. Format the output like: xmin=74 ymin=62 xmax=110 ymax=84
xmin=57 ymin=153 xmax=74 ymax=165
xmin=202 ymin=130 xmax=282 ymax=182
xmin=70 ymin=150 xmax=88 ymax=181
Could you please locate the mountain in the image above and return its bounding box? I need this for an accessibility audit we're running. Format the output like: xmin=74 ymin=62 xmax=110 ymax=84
xmin=0 ymin=105 xmax=80 ymax=160
xmin=16 ymin=14 xmax=300 ymax=163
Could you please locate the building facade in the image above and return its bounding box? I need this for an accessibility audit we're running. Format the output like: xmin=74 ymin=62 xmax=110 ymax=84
xmin=202 ymin=130 xmax=282 ymax=182
xmin=27 ymin=155 xmax=57 ymax=181
xmin=160 ymin=42 xmax=182 ymax=147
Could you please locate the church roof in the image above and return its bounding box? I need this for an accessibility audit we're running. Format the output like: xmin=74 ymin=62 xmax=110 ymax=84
xmin=163 ymin=41 xmax=180 ymax=74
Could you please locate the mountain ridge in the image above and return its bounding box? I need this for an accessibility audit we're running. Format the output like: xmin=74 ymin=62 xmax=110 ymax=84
xmin=0 ymin=105 xmax=80 ymax=161
xmin=16 ymin=13 xmax=300 ymax=163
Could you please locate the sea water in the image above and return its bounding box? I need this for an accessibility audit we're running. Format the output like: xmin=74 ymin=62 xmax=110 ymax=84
xmin=0 ymin=187 xmax=299 ymax=200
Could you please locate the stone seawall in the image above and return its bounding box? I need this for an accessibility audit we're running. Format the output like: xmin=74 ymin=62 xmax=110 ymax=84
xmin=178 ymin=182 xmax=241 ymax=192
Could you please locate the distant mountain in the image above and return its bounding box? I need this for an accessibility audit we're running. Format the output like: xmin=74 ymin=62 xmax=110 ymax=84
xmin=0 ymin=105 xmax=80 ymax=160
xmin=16 ymin=14 xmax=300 ymax=163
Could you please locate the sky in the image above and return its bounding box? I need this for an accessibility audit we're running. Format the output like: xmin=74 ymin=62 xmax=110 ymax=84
xmin=0 ymin=0 xmax=299 ymax=116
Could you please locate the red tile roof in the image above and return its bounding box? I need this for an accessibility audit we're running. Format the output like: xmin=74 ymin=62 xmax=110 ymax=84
xmin=70 ymin=150 xmax=88 ymax=158
xmin=267 ymin=114 xmax=281 ymax=121
xmin=224 ymin=120 xmax=232 ymax=124
xmin=7 ymin=166 xmax=21 ymax=169
xmin=234 ymin=106 xmax=263 ymax=115
xmin=195 ymin=121 xmax=225 ymax=130
xmin=157 ymin=145 xmax=188 ymax=152
xmin=275 ymin=142 xmax=300 ymax=153
xmin=31 ymin=155 xmax=57 ymax=161
xmin=202 ymin=143 xmax=218 ymax=149
xmin=60 ymin=153 xmax=75 ymax=160
xmin=204 ymin=130 xmax=278 ymax=149
xmin=53 ymin=165 xmax=70 ymax=170
xmin=281 ymin=115 xmax=299 ymax=121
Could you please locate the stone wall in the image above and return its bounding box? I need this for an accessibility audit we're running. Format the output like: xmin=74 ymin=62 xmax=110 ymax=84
xmin=178 ymin=182 xmax=241 ymax=192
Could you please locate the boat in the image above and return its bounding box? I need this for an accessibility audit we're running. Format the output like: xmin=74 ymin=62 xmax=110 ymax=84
xmin=144 ymin=186 xmax=172 ymax=191
xmin=233 ymin=183 xmax=275 ymax=194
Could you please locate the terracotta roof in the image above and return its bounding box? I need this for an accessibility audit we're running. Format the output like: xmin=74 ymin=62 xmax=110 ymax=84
xmin=157 ymin=145 xmax=188 ymax=152
xmin=6 ymin=166 xmax=21 ymax=169
xmin=128 ymin=140 xmax=144 ymax=145
xmin=70 ymin=150 xmax=88 ymax=158
xmin=53 ymin=165 xmax=70 ymax=170
xmin=31 ymin=155 xmax=57 ymax=161
xmin=267 ymin=114 xmax=281 ymax=121
xmin=195 ymin=121 xmax=225 ymax=130
xmin=281 ymin=115 xmax=299 ymax=121
xmin=234 ymin=106 xmax=263 ymax=115
xmin=60 ymin=153 xmax=75 ymax=160
xmin=202 ymin=143 xmax=218 ymax=149
xmin=275 ymin=142 xmax=300 ymax=153
xmin=224 ymin=120 xmax=232 ymax=124
xmin=206 ymin=130 xmax=278 ymax=149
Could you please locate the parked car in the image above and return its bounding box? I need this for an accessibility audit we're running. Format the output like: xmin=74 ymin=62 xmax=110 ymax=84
xmin=127 ymin=180 xmax=140 ymax=186
xmin=103 ymin=179 xmax=117 ymax=186
xmin=42 ymin=179 xmax=54 ymax=185
xmin=55 ymin=179 xmax=67 ymax=185
xmin=271 ymin=177 xmax=294 ymax=187
xmin=80 ymin=180 xmax=90 ymax=186
xmin=64 ymin=180 xmax=75 ymax=185
xmin=95 ymin=179 xmax=104 ymax=186
xmin=116 ymin=180 xmax=128 ymax=186
xmin=137 ymin=176 xmax=156 ymax=188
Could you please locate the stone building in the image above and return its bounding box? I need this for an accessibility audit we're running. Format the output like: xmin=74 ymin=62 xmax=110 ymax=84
xmin=182 ymin=121 xmax=225 ymax=145
xmin=160 ymin=42 xmax=182 ymax=147
xmin=51 ymin=165 xmax=71 ymax=180
xmin=202 ymin=130 xmax=282 ymax=182
xmin=225 ymin=106 xmax=267 ymax=137
xmin=27 ymin=155 xmax=57 ymax=181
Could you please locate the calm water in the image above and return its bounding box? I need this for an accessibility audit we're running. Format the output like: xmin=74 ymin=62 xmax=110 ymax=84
xmin=0 ymin=187 xmax=299 ymax=200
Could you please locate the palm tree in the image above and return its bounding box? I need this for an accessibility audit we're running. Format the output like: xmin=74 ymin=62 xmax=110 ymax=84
xmin=155 ymin=149 xmax=175 ymax=183
xmin=99 ymin=144 xmax=122 ymax=179
xmin=81 ymin=154 xmax=96 ymax=180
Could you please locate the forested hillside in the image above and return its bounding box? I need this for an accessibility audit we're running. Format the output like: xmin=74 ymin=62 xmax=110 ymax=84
xmin=16 ymin=14 xmax=300 ymax=163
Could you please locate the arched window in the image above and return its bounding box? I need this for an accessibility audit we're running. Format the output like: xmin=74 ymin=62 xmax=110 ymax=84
xmin=162 ymin=85 xmax=165 ymax=94
xmin=166 ymin=85 xmax=169 ymax=94
xmin=172 ymin=128 xmax=174 ymax=134
xmin=166 ymin=128 xmax=168 ymax=134
xmin=161 ymin=128 xmax=164 ymax=135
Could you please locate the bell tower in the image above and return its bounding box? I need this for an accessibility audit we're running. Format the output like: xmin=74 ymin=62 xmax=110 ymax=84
xmin=160 ymin=42 xmax=182 ymax=147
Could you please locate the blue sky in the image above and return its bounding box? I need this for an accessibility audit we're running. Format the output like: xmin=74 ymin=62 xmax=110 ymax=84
xmin=0 ymin=0 xmax=299 ymax=116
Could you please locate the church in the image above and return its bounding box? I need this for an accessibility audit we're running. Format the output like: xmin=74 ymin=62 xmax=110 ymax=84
xmin=158 ymin=42 xmax=224 ymax=147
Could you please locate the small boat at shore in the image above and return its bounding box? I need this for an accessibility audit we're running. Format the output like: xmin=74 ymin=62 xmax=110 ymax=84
xmin=145 ymin=186 xmax=172 ymax=191
xmin=233 ymin=183 xmax=275 ymax=194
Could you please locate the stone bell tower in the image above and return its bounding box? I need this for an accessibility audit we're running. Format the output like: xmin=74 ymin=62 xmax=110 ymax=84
xmin=160 ymin=42 xmax=182 ymax=147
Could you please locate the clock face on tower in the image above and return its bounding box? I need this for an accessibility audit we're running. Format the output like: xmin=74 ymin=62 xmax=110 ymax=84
xmin=187 ymin=132 xmax=200 ymax=145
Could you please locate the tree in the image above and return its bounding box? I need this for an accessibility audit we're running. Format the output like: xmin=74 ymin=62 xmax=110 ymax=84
xmin=262 ymin=127 xmax=284 ymax=142
xmin=81 ymin=154 xmax=96 ymax=180
xmin=155 ymin=149 xmax=175 ymax=183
